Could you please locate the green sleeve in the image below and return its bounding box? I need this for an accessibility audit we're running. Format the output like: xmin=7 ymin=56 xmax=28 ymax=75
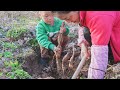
xmin=36 ymin=23 xmax=55 ymax=51
xmin=48 ymin=44 xmax=55 ymax=51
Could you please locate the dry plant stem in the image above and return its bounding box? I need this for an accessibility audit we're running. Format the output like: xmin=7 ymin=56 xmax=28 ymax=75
xmin=55 ymin=32 xmax=64 ymax=75
xmin=58 ymin=33 xmax=63 ymax=47
xmin=69 ymin=45 xmax=75 ymax=69
xmin=50 ymin=54 xmax=56 ymax=68
xmin=107 ymin=67 xmax=113 ymax=71
xmin=56 ymin=56 xmax=62 ymax=75
xmin=74 ymin=52 xmax=80 ymax=57
xmin=62 ymin=52 xmax=71 ymax=77
xmin=55 ymin=22 xmax=68 ymax=77
xmin=55 ymin=46 xmax=62 ymax=75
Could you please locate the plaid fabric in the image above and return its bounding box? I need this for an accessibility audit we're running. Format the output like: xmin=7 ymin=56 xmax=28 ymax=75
xmin=88 ymin=45 xmax=108 ymax=79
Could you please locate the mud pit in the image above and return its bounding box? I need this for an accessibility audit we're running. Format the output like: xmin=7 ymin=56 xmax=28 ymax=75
xmin=21 ymin=22 xmax=119 ymax=79
xmin=22 ymin=42 xmax=90 ymax=79
xmin=21 ymin=23 xmax=90 ymax=79
xmin=1 ymin=12 xmax=120 ymax=79
xmin=21 ymin=47 xmax=58 ymax=79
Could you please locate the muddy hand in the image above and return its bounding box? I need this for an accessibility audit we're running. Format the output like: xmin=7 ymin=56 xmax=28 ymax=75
xmin=54 ymin=46 xmax=62 ymax=57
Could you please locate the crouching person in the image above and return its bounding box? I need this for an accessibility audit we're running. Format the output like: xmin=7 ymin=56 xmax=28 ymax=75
xmin=36 ymin=11 xmax=69 ymax=68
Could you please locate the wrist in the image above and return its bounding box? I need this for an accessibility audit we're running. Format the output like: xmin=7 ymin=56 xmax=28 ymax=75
xmin=49 ymin=44 xmax=56 ymax=51
xmin=53 ymin=46 xmax=57 ymax=51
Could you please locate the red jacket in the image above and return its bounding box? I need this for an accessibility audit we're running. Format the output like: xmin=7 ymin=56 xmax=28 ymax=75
xmin=80 ymin=11 xmax=120 ymax=63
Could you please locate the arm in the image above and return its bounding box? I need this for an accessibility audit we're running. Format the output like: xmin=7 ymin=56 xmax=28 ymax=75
xmin=77 ymin=26 xmax=90 ymax=60
xmin=77 ymin=26 xmax=89 ymax=47
xmin=36 ymin=24 xmax=56 ymax=51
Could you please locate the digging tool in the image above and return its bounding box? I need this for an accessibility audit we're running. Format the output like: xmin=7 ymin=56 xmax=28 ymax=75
xmin=71 ymin=55 xmax=87 ymax=79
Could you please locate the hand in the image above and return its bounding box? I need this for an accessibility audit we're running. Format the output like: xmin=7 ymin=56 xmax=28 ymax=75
xmin=53 ymin=46 xmax=62 ymax=54
xmin=53 ymin=46 xmax=62 ymax=58
xmin=80 ymin=43 xmax=91 ymax=60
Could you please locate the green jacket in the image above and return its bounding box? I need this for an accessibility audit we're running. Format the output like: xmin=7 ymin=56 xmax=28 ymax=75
xmin=36 ymin=17 xmax=69 ymax=51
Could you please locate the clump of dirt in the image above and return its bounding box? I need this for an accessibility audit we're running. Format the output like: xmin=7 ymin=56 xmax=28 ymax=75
xmin=105 ymin=63 xmax=120 ymax=79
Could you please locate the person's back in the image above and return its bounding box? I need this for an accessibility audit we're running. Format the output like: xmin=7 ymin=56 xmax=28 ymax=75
xmin=81 ymin=11 xmax=120 ymax=63
xmin=110 ymin=11 xmax=120 ymax=63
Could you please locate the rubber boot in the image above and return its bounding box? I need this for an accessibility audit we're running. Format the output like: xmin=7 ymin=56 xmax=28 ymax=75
xmin=88 ymin=45 xmax=108 ymax=79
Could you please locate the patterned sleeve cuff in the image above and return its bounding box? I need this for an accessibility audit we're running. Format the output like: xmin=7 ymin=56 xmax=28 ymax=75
xmin=77 ymin=39 xmax=90 ymax=47
xmin=77 ymin=26 xmax=90 ymax=47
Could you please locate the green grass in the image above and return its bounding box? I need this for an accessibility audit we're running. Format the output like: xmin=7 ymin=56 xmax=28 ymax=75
xmin=0 ymin=72 xmax=3 ymax=77
xmin=17 ymin=15 xmax=39 ymax=26
xmin=4 ymin=60 xmax=32 ymax=79
xmin=27 ymin=38 xmax=39 ymax=47
xmin=4 ymin=60 xmax=18 ymax=68
xmin=0 ymin=14 xmax=40 ymax=79
xmin=2 ymin=42 xmax=17 ymax=49
xmin=0 ymin=53 xmax=3 ymax=59
xmin=6 ymin=26 xmax=28 ymax=40
xmin=7 ymin=69 xmax=31 ymax=79
xmin=0 ymin=28 xmax=6 ymax=36
xmin=3 ymin=51 xmax=13 ymax=58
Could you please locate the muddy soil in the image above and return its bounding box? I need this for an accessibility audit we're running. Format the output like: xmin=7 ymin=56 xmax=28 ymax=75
xmin=0 ymin=12 xmax=120 ymax=79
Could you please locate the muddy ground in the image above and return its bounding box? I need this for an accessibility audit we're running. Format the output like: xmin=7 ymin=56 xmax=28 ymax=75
xmin=21 ymin=22 xmax=120 ymax=79
xmin=0 ymin=11 xmax=120 ymax=79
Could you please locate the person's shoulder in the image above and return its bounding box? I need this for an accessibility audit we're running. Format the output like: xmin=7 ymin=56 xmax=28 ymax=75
xmin=36 ymin=19 xmax=46 ymax=28
xmin=37 ymin=19 xmax=44 ymax=25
